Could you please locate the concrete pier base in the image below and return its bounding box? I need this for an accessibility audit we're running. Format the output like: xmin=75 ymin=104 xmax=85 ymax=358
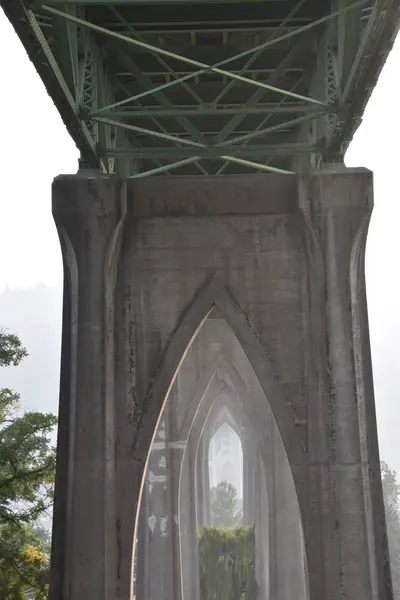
xmin=49 ymin=170 xmax=392 ymax=600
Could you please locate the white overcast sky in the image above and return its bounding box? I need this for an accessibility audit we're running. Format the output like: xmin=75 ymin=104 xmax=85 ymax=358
xmin=0 ymin=11 xmax=399 ymax=471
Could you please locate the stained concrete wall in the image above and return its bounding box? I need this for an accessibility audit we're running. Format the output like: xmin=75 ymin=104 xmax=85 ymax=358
xmin=49 ymin=170 xmax=392 ymax=600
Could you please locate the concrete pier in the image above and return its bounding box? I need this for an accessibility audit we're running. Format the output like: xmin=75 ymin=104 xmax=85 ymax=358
xmin=49 ymin=170 xmax=392 ymax=600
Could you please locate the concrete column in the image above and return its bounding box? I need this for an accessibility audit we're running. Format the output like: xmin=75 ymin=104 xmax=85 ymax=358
xmin=273 ymin=426 xmax=306 ymax=600
xmin=146 ymin=418 xmax=175 ymax=600
xmin=254 ymin=452 xmax=269 ymax=600
xmin=49 ymin=172 xmax=126 ymax=600
xmin=299 ymin=168 xmax=392 ymax=600
xmin=135 ymin=486 xmax=150 ymax=600
xmin=167 ymin=391 xmax=185 ymax=600
xmin=195 ymin=435 xmax=208 ymax=528
xmin=180 ymin=433 xmax=201 ymax=600
xmin=242 ymin=425 xmax=256 ymax=526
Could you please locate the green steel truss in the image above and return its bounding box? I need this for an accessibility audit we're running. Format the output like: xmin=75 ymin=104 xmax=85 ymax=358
xmin=2 ymin=0 xmax=400 ymax=176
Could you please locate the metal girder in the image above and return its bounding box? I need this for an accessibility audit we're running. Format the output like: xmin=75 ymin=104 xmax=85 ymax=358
xmin=43 ymin=2 xmax=369 ymax=108
xmin=213 ymin=39 xmax=309 ymax=145
xmin=50 ymin=4 xmax=79 ymax=98
xmin=318 ymin=0 xmax=380 ymax=162
xmin=128 ymin=156 xmax=201 ymax=179
xmin=104 ymin=144 xmax=318 ymax=159
xmin=23 ymin=6 xmax=99 ymax=160
xmin=3 ymin=0 xmax=395 ymax=178
xmin=105 ymin=43 xmax=206 ymax=144
xmin=95 ymin=117 xmax=207 ymax=147
xmin=110 ymin=6 xmax=204 ymax=106
xmin=106 ymin=43 xmax=207 ymax=173
xmin=217 ymin=112 xmax=327 ymax=147
xmin=216 ymin=78 xmax=304 ymax=175
xmin=342 ymin=1 xmax=379 ymax=101
xmin=208 ymin=0 xmax=308 ymax=108
xmin=127 ymin=156 xmax=294 ymax=178
xmin=336 ymin=0 xmax=363 ymax=94
xmin=121 ymin=50 xmax=307 ymax=79
xmin=32 ymin=2 xmax=326 ymax=25
xmin=92 ymin=105 xmax=335 ymax=118
xmin=220 ymin=156 xmax=295 ymax=175
xmin=28 ymin=4 xmax=141 ymax=175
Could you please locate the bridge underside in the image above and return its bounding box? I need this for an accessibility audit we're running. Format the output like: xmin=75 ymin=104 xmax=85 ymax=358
xmin=1 ymin=3 xmax=399 ymax=600
xmin=2 ymin=0 xmax=400 ymax=176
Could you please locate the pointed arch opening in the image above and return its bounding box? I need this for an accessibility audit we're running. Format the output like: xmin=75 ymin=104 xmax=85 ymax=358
xmin=208 ymin=420 xmax=244 ymax=526
xmin=132 ymin=281 xmax=308 ymax=600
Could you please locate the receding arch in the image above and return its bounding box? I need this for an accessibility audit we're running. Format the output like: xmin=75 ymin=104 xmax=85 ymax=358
xmin=177 ymin=348 xmax=304 ymax=537
xmin=206 ymin=392 xmax=246 ymax=442
xmin=138 ymin=276 xmax=304 ymax=465
xmin=132 ymin=276 xmax=308 ymax=594
xmin=177 ymin=357 xmax=269 ymax=600
xmin=175 ymin=320 xmax=307 ymax=600
xmin=208 ymin=421 xmax=243 ymax=525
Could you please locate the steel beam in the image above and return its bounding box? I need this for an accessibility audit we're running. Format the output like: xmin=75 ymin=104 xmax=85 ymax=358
xmin=91 ymin=105 xmax=334 ymax=118
xmin=216 ymin=78 xmax=303 ymax=173
xmin=213 ymin=40 xmax=308 ymax=144
xmin=217 ymin=112 xmax=327 ymax=147
xmin=112 ymin=61 xmax=208 ymax=174
xmin=342 ymin=1 xmax=379 ymax=100
xmin=23 ymin=6 xmax=98 ymax=160
xmin=128 ymin=156 xmax=201 ymax=178
xmin=43 ymin=3 xmax=365 ymax=109
xmin=50 ymin=5 xmax=79 ymax=99
xmin=94 ymin=117 xmax=207 ymax=147
xmin=106 ymin=44 xmax=206 ymax=145
xmin=220 ymin=155 xmax=295 ymax=174
xmin=209 ymin=0 xmax=308 ymax=107
xmin=34 ymin=1 xmax=327 ymax=27
xmin=110 ymin=6 xmax=205 ymax=107
xmin=116 ymin=53 xmax=306 ymax=77
xmin=103 ymin=144 xmax=318 ymax=159
xmin=336 ymin=0 xmax=363 ymax=94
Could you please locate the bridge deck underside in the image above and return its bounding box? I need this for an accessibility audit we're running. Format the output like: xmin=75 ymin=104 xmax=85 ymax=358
xmin=2 ymin=0 xmax=400 ymax=176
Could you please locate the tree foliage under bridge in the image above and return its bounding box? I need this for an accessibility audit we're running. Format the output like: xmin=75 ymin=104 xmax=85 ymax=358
xmin=198 ymin=524 xmax=257 ymax=600
xmin=0 ymin=329 xmax=56 ymax=599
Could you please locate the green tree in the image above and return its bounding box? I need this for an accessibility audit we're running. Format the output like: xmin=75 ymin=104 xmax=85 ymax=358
xmin=210 ymin=481 xmax=242 ymax=528
xmin=381 ymin=461 xmax=400 ymax=600
xmin=0 ymin=329 xmax=57 ymax=599
xmin=29 ymin=526 xmax=51 ymax=555
xmin=198 ymin=525 xmax=257 ymax=600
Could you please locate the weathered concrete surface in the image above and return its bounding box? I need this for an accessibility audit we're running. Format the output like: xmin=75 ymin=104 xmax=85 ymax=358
xmin=49 ymin=170 xmax=392 ymax=600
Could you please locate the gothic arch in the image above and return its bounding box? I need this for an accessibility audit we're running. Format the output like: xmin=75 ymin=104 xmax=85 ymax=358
xmin=205 ymin=389 xmax=247 ymax=442
xmin=133 ymin=276 xmax=308 ymax=591
xmin=177 ymin=353 xmax=241 ymax=442
xmin=138 ymin=276 xmax=303 ymax=465
xmin=176 ymin=350 xmax=298 ymax=527
xmin=177 ymin=364 xmax=268 ymax=600
xmin=175 ymin=350 xmax=307 ymax=600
